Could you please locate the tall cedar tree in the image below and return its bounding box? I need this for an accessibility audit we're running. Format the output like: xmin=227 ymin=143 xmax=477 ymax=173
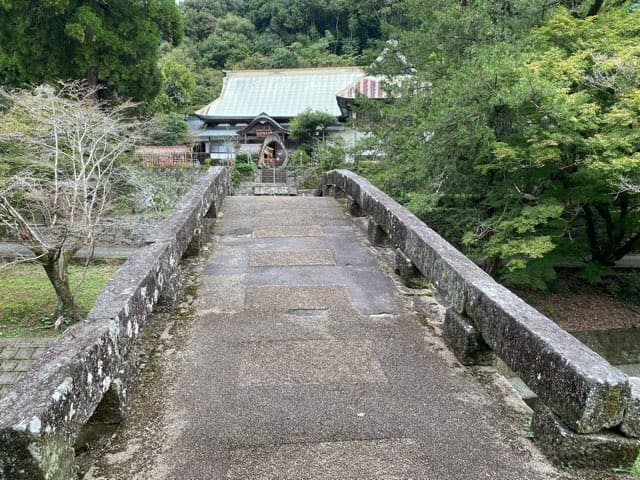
xmin=0 ymin=0 xmax=183 ymax=101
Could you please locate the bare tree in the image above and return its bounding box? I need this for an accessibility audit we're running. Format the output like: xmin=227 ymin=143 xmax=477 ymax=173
xmin=0 ymin=82 xmax=143 ymax=325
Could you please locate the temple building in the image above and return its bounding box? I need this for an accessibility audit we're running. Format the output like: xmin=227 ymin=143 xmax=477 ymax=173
xmin=190 ymin=66 xmax=376 ymax=168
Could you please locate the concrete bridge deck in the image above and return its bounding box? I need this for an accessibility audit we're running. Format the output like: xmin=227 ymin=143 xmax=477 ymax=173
xmin=96 ymin=195 xmax=558 ymax=479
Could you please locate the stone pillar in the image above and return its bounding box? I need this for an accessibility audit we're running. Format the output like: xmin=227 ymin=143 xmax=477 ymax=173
xmin=158 ymin=267 xmax=182 ymax=308
xmin=532 ymin=403 xmax=640 ymax=469
xmin=321 ymin=184 xmax=335 ymax=197
xmin=442 ymin=309 xmax=493 ymax=366
xmin=346 ymin=196 xmax=365 ymax=217
xmin=185 ymin=227 xmax=203 ymax=258
xmin=0 ymin=431 xmax=67 ymax=480
xmin=394 ymin=248 xmax=422 ymax=287
xmin=332 ymin=188 xmax=346 ymax=199
xmin=321 ymin=183 xmax=347 ymax=199
xmin=91 ymin=379 xmax=128 ymax=425
xmin=622 ymin=378 xmax=640 ymax=438
xmin=367 ymin=219 xmax=390 ymax=247
xmin=205 ymin=204 xmax=218 ymax=219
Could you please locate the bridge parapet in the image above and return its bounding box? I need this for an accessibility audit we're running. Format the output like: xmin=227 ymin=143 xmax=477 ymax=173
xmin=320 ymin=169 xmax=640 ymax=468
xmin=0 ymin=167 xmax=231 ymax=479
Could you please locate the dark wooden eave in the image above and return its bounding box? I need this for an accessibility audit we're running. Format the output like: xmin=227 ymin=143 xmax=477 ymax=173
xmin=195 ymin=113 xmax=292 ymax=127
xmin=238 ymin=113 xmax=289 ymax=135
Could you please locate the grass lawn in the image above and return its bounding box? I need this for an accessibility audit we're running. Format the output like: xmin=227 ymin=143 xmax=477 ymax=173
xmin=0 ymin=261 xmax=121 ymax=338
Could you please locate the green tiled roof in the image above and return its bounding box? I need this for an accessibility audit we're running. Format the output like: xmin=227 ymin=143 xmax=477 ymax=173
xmin=197 ymin=67 xmax=365 ymax=119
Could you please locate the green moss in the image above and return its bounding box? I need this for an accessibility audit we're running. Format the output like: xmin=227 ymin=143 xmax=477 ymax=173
xmin=632 ymin=454 xmax=640 ymax=479
xmin=41 ymin=432 xmax=76 ymax=480
xmin=601 ymin=388 xmax=624 ymax=425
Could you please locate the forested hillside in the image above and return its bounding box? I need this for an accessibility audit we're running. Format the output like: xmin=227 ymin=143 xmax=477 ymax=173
xmin=0 ymin=0 xmax=395 ymax=113
xmin=154 ymin=0 xmax=399 ymax=113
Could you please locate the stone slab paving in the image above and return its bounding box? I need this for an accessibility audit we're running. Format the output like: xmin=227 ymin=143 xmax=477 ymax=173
xmin=109 ymin=196 xmax=560 ymax=479
xmin=244 ymin=285 xmax=355 ymax=312
xmin=238 ymin=340 xmax=387 ymax=386
xmin=0 ymin=337 xmax=57 ymax=392
xmin=252 ymin=225 xmax=325 ymax=238
xmin=226 ymin=438 xmax=428 ymax=479
xmin=249 ymin=249 xmax=335 ymax=266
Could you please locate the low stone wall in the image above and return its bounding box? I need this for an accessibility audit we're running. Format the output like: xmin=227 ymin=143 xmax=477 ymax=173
xmin=1 ymin=215 xmax=164 ymax=247
xmin=0 ymin=167 xmax=231 ymax=480
xmin=320 ymin=169 xmax=640 ymax=468
xmin=95 ymin=215 xmax=165 ymax=246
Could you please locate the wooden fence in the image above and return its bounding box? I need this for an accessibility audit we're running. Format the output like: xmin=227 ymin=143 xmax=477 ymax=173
xmin=135 ymin=145 xmax=200 ymax=168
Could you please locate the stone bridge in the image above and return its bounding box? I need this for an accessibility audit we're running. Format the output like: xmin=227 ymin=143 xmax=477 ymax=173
xmin=0 ymin=168 xmax=638 ymax=479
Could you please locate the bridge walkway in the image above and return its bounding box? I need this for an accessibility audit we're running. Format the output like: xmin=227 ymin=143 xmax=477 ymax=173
xmin=106 ymin=196 xmax=558 ymax=479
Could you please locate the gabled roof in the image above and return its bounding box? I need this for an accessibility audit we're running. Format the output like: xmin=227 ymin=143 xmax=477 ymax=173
xmin=336 ymin=76 xmax=389 ymax=100
xmin=196 ymin=67 xmax=365 ymax=121
xmin=239 ymin=113 xmax=288 ymax=134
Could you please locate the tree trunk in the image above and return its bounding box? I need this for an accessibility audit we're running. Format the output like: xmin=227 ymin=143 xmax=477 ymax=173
xmin=587 ymin=0 xmax=604 ymax=16
xmin=85 ymin=67 xmax=99 ymax=99
xmin=41 ymin=252 xmax=82 ymax=323
xmin=583 ymin=202 xmax=638 ymax=266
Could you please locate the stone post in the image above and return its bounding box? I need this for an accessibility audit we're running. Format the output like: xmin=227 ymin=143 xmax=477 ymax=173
xmin=346 ymin=196 xmax=365 ymax=217
xmin=394 ymin=248 xmax=422 ymax=287
xmin=367 ymin=219 xmax=390 ymax=247
xmin=442 ymin=309 xmax=493 ymax=366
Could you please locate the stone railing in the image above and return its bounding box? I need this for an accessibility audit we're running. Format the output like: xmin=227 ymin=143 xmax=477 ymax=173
xmin=0 ymin=167 xmax=231 ymax=480
xmin=319 ymin=169 xmax=639 ymax=469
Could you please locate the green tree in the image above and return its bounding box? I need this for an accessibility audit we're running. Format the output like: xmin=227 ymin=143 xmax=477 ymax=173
xmin=156 ymin=60 xmax=197 ymax=112
xmin=148 ymin=112 xmax=191 ymax=145
xmin=289 ymin=110 xmax=338 ymax=153
xmin=168 ymin=0 xmax=395 ymax=103
xmin=0 ymin=0 xmax=183 ymax=101
xmin=200 ymin=14 xmax=257 ymax=68
xmin=490 ymin=6 xmax=640 ymax=269
xmin=155 ymin=42 xmax=223 ymax=111
xmin=270 ymin=47 xmax=300 ymax=68
xmin=368 ymin=0 xmax=640 ymax=289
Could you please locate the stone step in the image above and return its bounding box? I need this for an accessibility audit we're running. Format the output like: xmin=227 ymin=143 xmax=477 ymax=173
xmin=253 ymin=184 xmax=297 ymax=196
xmin=259 ymin=168 xmax=288 ymax=183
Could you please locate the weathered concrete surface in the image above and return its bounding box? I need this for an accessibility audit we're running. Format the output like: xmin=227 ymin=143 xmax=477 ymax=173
xmin=320 ymin=170 xmax=630 ymax=436
xmin=226 ymin=439 xmax=429 ymax=479
xmin=249 ymin=249 xmax=335 ymax=266
xmin=252 ymin=225 xmax=324 ymax=237
xmin=532 ymin=403 xmax=640 ymax=468
xmin=107 ymin=196 xmax=560 ymax=479
xmin=0 ymin=167 xmax=231 ymax=480
xmin=622 ymin=378 xmax=640 ymax=438
xmin=253 ymin=184 xmax=297 ymax=196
